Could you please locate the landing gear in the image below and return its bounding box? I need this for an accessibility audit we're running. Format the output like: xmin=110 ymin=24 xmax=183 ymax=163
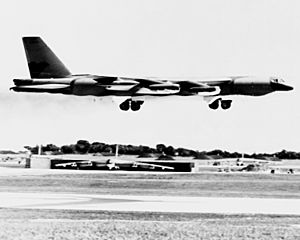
xmin=119 ymin=99 xmax=130 ymax=111
xmin=209 ymin=98 xmax=220 ymax=110
xmin=209 ymin=98 xmax=232 ymax=110
xmin=119 ymin=99 xmax=144 ymax=111
xmin=131 ymin=101 xmax=141 ymax=111
xmin=220 ymin=100 xmax=232 ymax=110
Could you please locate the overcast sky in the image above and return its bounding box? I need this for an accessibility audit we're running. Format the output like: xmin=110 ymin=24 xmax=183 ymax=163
xmin=0 ymin=0 xmax=299 ymax=153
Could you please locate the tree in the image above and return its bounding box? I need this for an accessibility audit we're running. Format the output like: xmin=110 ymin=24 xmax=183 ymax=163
xmin=75 ymin=140 xmax=90 ymax=154
xmin=194 ymin=151 xmax=210 ymax=159
xmin=126 ymin=145 xmax=140 ymax=155
xmin=117 ymin=145 xmax=126 ymax=154
xmin=176 ymin=148 xmax=194 ymax=157
xmin=156 ymin=144 xmax=166 ymax=154
xmin=165 ymin=146 xmax=175 ymax=156
xmin=139 ymin=145 xmax=150 ymax=154
xmin=88 ymin=142 xmax=105 ymax=153
xmin=156 ymin=154 xmax=174 ymax=160
xmin=103 ymin=146 xmax=113 ymax=153
xmin=61 ymin=145 xmax=75 ymax=154
xmin=24 ymin=145 xmax=39 ymax=154
xmin=43 ymin=144 xmax=60 ymax=153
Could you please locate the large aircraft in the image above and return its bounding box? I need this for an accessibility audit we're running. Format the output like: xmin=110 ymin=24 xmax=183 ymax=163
xmin=54 ymin=145 xmax=174 ymax=171
xmin=11 ymin=37 xmax=293 ymax=111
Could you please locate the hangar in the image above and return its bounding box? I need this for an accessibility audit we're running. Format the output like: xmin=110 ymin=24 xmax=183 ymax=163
xmin=28 ymin=154 xmax=195 ymax=172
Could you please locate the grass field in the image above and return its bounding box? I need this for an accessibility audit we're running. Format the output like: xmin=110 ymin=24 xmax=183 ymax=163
xmin=0 ymin=209 xmax=299 ymax=240
xmin=0 ymin=172 xmax=299 ymax=198
xmin=0 ymin=171 xmax=300 ymax=239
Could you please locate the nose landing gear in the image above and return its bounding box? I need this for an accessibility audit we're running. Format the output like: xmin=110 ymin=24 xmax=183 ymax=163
xmin=119 ymin=99 xmax=144 ymax=111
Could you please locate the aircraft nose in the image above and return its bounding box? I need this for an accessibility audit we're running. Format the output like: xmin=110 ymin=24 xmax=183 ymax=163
xmin=271 ymin=82 xmax=294 ymax=91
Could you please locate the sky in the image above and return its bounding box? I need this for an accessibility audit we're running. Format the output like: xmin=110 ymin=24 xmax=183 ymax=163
xmin=0 ymin=0 xmax=299 ymax=153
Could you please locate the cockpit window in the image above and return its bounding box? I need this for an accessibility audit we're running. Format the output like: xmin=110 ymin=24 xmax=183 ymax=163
xmin=271 ymin=77 xmax=284 ymax=83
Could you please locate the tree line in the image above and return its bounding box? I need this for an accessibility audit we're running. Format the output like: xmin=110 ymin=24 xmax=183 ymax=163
xmin=23 ymin=140 xmax=300 ymax=160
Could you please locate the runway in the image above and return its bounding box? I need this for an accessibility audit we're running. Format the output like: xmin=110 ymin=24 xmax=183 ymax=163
xmin=0 ymin=192 xmax=300 ymax=215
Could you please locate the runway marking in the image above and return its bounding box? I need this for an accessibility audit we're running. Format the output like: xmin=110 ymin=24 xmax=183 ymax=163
xmin=0 ymin=192 xmax=299 ymax=215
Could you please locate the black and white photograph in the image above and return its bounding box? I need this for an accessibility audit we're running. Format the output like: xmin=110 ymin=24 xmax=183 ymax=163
xmin=0 ymin=0 xmax=299 ymax=239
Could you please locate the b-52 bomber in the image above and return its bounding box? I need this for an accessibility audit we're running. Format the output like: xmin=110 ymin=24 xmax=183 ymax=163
xmin=11 ymin=37 xmax=293 ymax=111
xmin=55 ymin=145 xmax=174 ymax=171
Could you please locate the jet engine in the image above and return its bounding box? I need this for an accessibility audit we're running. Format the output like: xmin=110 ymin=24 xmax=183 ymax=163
xmin=71 ymin=78 xmax=105 ymax=96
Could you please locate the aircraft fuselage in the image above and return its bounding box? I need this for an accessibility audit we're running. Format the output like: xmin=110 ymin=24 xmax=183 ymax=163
xmin=12 ymin=37 xmax=293 ymax=111
xmin=12 ymin=75 xmax=292 ymax=97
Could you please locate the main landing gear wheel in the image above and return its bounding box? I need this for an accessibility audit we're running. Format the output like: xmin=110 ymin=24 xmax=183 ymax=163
xmin=209 ymin=98 xmax=220 ymax=110
xmin=221 ymin=100 xmax=232 ymax=110
xmin=119 ymin=99 xmax=144 ymax=111
xmin=131 ymin=101 xmax=141 ymax=111
xmin=119 ymin=99 xmax=130 ymax=111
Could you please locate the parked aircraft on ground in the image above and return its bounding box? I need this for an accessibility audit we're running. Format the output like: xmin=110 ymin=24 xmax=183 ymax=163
xmin=55 ymin=145 xmax=174 ymax=170
xmin=11 ymin=37 xmax=293 ymax=111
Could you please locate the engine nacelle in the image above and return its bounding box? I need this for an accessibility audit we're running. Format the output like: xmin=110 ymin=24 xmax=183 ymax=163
xmin=190 ymin=86 xmax=217 ymax=92
xmin=73 ymin=78 xmax=98 ymax=86
xmin=71 ymin=78 xmax=106 ymax=96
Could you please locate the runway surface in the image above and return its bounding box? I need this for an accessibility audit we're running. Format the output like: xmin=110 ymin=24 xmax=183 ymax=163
xmin=0 ymin=192 xmax=300 ymax=215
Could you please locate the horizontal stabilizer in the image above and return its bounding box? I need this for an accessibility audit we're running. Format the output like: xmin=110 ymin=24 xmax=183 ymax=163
xmin=11 ymin=84 xmax=71 ymax=94
xmin=13 ymin=84 xmax=70 ymax=90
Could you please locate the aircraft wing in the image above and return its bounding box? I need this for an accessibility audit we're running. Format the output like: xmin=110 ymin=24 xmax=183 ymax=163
xmin=123 ymin=77 xmax=180 ymax=91
xmin=92 ymin=76 xmax=234 ymax=94
xmin=92 ymin=76 xmax=165 ymax=86
xmin=132 ymin=161 xmax=174 ymax=170
xmin=122 ymin=77 xmax=166 ymax=86
xmin=111 ymin=159 xmax=174 ymax=170
xmin=91 ymin=76 xmax=179 ymax=92
xmin=178 ymin=81 xmax=218 ymax=92
xmin=55 ymin=160 xmax=92 ymax=167
xmin=174 ymin=78 xmax=233 ymax=95
xmin=55 ymin=161 xmax=78 ymax=167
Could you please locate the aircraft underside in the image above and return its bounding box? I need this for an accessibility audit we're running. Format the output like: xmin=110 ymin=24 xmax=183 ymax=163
xmin=117 ymin=97 xmax=233 ymax=111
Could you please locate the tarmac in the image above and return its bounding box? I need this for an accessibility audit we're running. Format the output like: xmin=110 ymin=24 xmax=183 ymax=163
xmin=0 ymin=192 xmax=300 ymax=215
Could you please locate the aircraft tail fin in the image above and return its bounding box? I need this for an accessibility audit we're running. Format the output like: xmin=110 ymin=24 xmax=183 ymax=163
xmin=22 ymin=37 xmax=71 ymax=78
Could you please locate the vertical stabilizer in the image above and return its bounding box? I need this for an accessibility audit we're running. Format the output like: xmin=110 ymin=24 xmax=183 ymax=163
xmin=23 ymin=37 xmax=71 ymax=78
